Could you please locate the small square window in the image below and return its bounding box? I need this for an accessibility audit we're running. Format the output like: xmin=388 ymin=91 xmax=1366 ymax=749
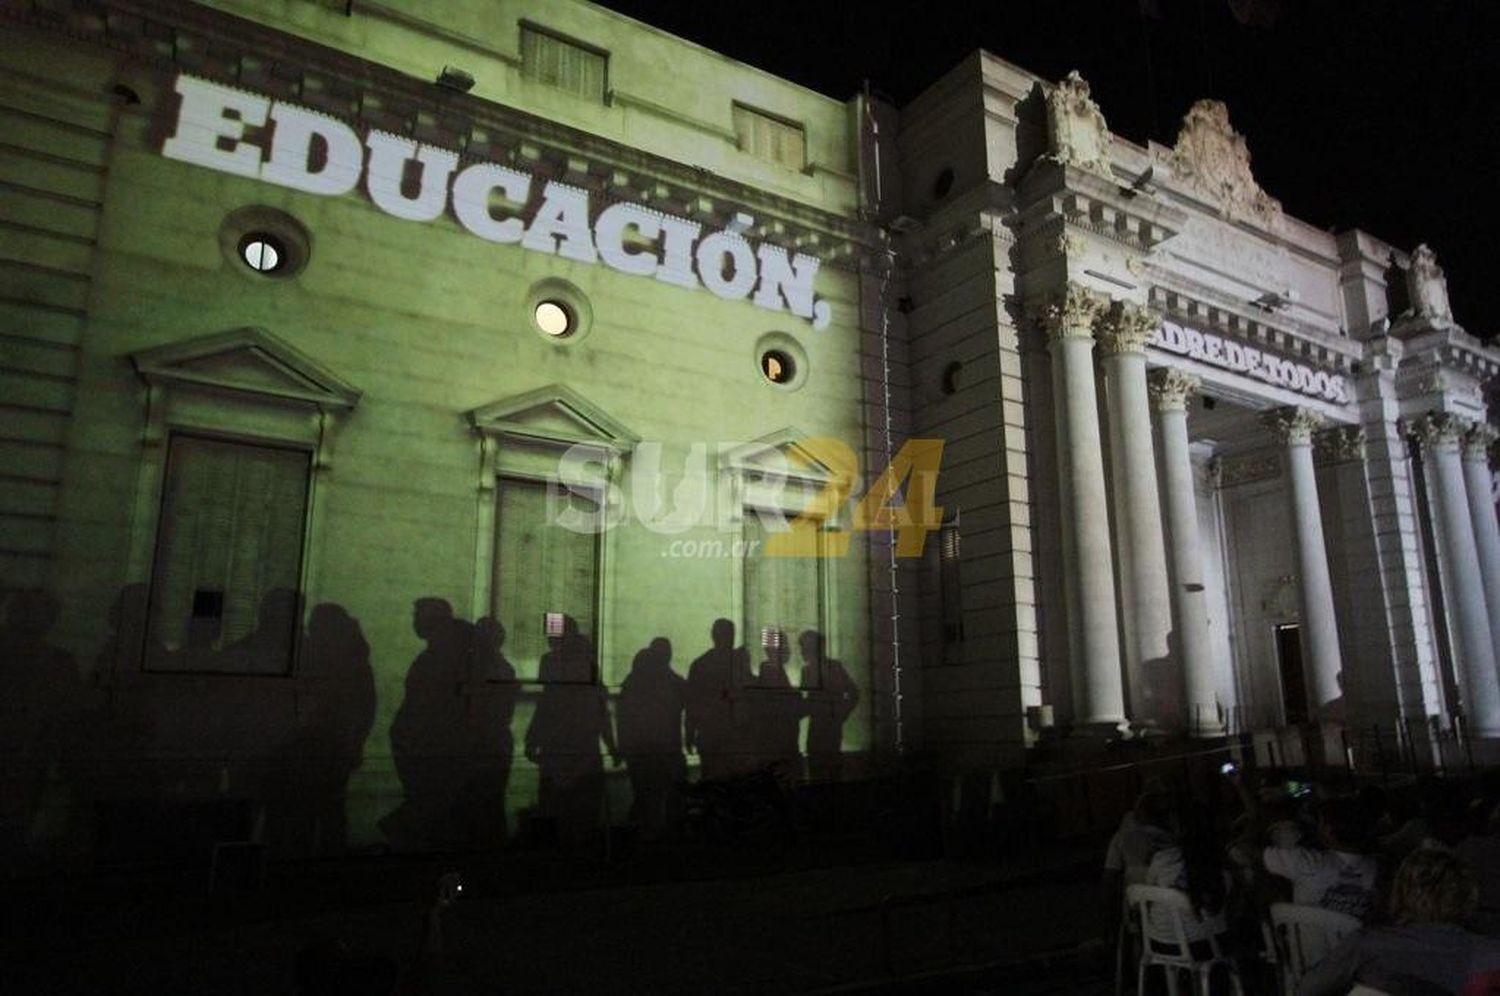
xmin=520 ymin=24 xmax=607 ymax=102
xmin=732 ymin=104 xmax=806 ymax=171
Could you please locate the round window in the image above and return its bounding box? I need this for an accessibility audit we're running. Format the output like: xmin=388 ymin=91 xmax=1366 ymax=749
xmin=761 ymin=349 xmax=795 ymax=385
xmin=220 ymin=206 xmax=310 ymax=280
xmin=239 ymin=234 xmax=285 ymax=274
xmin=534 ymin=300 xmax=574 ymax=337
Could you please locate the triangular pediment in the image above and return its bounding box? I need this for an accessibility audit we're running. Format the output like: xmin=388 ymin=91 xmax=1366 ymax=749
xmin=468 ymin=384 xmax=637 ymax=450
xmin=131 ymin=327 xmax=360 ymax=410
xmin=722 ymin=427 xmax=847 ymax=486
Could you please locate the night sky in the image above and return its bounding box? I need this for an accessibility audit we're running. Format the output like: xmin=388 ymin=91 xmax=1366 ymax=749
xmin=597 ymin=0 xmax=1500 ymax=337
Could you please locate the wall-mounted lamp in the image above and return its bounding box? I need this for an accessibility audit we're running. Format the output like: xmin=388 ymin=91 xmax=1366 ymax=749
xmin=436 ymin=66 xmax=475 ymax=92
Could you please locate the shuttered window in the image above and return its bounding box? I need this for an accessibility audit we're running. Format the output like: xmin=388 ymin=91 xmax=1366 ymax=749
xmin=494 ymin=477 xmax=600 ymax=681
xmin=743 ymin=509 xmax=826 ymax=683
xmin=733 ymin=104 xmax=806 ymax=171
xmin=520 ymin=25 xmax=607 ymax=101
xmin=146 ymin=435 xmax=310 ymax=674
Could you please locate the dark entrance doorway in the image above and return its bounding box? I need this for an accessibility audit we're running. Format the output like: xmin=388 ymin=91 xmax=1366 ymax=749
xmin=1275 ymin=623 xmax=1309 ymax=725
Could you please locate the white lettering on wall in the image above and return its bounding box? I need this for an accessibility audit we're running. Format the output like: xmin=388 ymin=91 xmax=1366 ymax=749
xmin=1150 ymin=319 xmax=1349 ymax=404
xmin=160 ymin=75 xmax=834 ymax=330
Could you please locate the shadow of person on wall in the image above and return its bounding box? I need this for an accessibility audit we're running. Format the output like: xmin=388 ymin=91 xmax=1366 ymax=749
xmin=453 ymin=615 xmax=516 ymax=847
xmin=525 ymin=615 xmax=618 ymax=844
xmin=0 ymin=589 xmax=84 ymax=869
xmin=226 ymin=587 xmax=303 ymax=676
xmin=685 ymin=618 xmax=753 ymax=781
xmin=748 ymin=627 xmax=804 ymax=783
xmin=383 ymin=598 xmax=472 ymax=851
xmin=264 ymin=603 xmax=375 ymax=857
xmin=616 ymin=637 xmax=686 ymax=840
xmin=799 ymin=630 xmax=858 ymax=783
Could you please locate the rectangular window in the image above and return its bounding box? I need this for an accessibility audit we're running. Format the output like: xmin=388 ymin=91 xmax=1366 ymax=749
xmin=743 ymin=509 xmax=826 ymax=683
xmin=732 ymin=104 xmax=806 ymax=171
xmin=494 ymin=477 xmax=600 ymax=682
xmin=146 ymin=435 xmax=310 ymax=674
xmin=520 ymin=24 xmax=607 ymax=101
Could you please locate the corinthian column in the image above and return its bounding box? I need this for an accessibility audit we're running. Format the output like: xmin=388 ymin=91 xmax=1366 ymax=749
xmin=1415 ymin=413 xmax=1500 ymax=736
xmin=1148 ymin=368 xmax=1223 ymax=737
xmin=1098 ymin=303 xmax=1173 ymax=729
xmin=1031 ymin=284 xmax=1126 ymax=732
xmin=1462 ymin=424 xmax=1500 ymax=670
xmin=1263 ymin=406 xmax=1343 ymax=720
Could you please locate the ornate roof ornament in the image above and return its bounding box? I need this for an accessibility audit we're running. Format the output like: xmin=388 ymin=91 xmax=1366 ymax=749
xmin=1406 ymin=244 xmax=1455 ymax=326
xmin=1045 ymin=71 xmax=1114 ymax=181
xmin=1166 ymin=99 xmax=1282 ymax=231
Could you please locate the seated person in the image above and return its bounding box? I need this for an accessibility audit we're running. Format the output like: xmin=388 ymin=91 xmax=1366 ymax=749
xmin=1265 ymin=796 xmax=1382 ymax=922
xmin=1144 ymin=803 xmax=1234 ymax=955
xmin=1298 ymin=848 xmax=1500 ymax=996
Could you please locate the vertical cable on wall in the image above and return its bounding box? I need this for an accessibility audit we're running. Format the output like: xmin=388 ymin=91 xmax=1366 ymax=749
xmin=862 ymin=85 xmax=904 ymax=754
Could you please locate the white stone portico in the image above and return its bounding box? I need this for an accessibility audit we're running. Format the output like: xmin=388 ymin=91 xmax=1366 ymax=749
xmin=895 ymin=54 xmax=1500 ymax=769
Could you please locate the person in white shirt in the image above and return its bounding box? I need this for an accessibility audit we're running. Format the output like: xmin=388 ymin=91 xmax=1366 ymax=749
xmin=1298 ymin=848 xmax=1500 ymax=996
xmin=1264 ymin=796 xmax=1382 ymax=922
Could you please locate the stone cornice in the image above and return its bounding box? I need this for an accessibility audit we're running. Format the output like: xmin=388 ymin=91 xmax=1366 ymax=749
xmin=1148 ymin=286 xmax=1361 ymax=371
xmin=1147 ymin=367 xmax=1199 ymax=411
xmin=1262 ymin=406 xmax=1325 ymax=445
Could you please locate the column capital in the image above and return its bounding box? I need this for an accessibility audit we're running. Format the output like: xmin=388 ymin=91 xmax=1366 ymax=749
xmin=1464 ymin=422 xmax=1499 ymax=462
xmin=1262 ymin=406 xmax=1325 ymax=445
xmin=1095 ymin=301 xmax=1157 ymax=355
xmin=1028 ymin=282 xmax=1107 ymax=342
xmin=1409 ymin=411 xmax=1471 ymax=450
xmin=1147 ymin=367 xmax=1200 ymax=411
xmin=1314 ymin=425 xmax=1367 ymax=464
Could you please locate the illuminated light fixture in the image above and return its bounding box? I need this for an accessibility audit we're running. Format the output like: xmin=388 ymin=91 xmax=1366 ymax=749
xmin=761 ymin=349 xmax=794 ymax=384
xmin=534 ymin=300 xmax=573 ymax=336
xmin=544 ymin=611 xmax=566 ymax=637
xmin=761 ymin=626 xmax=784 ymax=651
xmin=239 ymin=234 xmax=285 ymax=273
xmin=436 ymin=65 xmax=475 ymax=92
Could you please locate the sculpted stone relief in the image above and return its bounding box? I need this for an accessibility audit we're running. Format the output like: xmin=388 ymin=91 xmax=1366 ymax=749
xmin=1165 ymin=99 xmax=1283 ymax=231
xmin=1405 ymin=243 xmax=1454 ymax=326
xmin=1045 ymin=71 xmax=1114 ymax=181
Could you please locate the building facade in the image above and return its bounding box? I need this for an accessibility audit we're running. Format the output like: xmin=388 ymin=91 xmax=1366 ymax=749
xmin=1 ymin=0 xmax=1497 ymax=862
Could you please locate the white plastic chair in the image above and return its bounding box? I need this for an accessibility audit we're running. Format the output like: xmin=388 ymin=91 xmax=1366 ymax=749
xmin=1126 ymin=884 xmax=1244 ymax=996
xmin=1268 ymin=902 xmax=1360 ymax=996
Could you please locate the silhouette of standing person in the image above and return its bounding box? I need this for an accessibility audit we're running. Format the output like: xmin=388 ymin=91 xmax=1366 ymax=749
xmin=799 ymin=630 xmax=858 ymax=783
xmin=0 ymin=589 xmax=82 ymax=866
xmin=457 ymin=616 xmax=516 ymax=845
xmin=384 ymin=598 xmax=471 ymax=850
xmin=525 ymin=616 xmax=617 ymax=843
xmin=616 ymin=637 xmax=686 ymax=839
xmin=685 ymin=619 xmax=752 ymax=780
xmin=750 ymin=628 xmax=803 ymax=781
xmin=273 ymin=603 xmax=374 ymax=855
